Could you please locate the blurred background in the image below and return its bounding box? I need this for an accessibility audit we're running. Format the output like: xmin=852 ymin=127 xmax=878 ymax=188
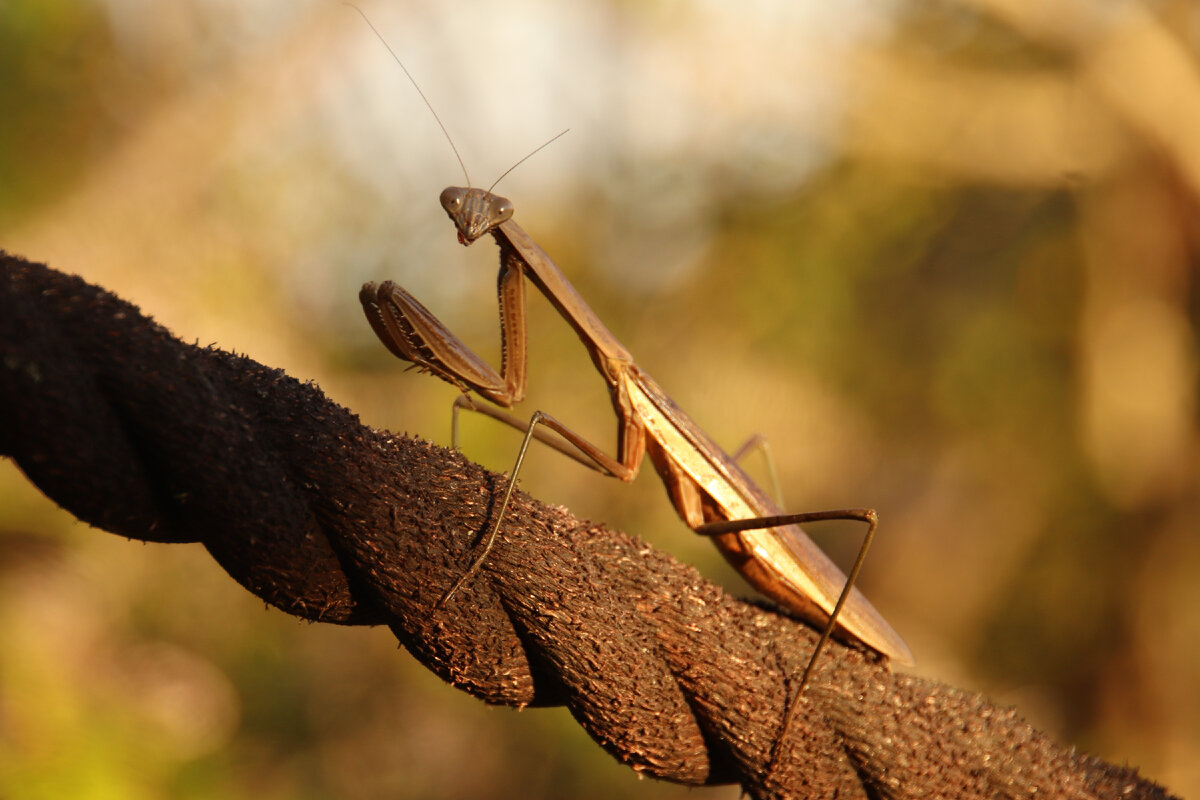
xmin=2 ymin=0 xmax=1198 ymax=797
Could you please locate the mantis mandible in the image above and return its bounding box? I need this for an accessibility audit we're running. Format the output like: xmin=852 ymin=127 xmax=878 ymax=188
xmin=349 ymin=4 xmax=911 ymax=771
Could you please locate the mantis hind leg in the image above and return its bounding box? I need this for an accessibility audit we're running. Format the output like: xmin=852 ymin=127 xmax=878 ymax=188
xmin=695 ymin=509 xmax=878 ymax=775
xmin=730 ymin=433 xmax=784 ymax=508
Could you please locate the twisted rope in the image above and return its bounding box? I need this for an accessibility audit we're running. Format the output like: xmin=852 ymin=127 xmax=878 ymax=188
xmin=0 ymin=253 xmax=1174 ymax=800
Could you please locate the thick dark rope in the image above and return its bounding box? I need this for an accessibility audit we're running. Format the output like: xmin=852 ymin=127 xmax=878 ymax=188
xmin=0 ymin=253 xmax=1175 ymax=800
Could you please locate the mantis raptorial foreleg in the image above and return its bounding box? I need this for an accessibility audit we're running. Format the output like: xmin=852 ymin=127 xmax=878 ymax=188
xmin=360 ymin=268 xmax=526 ymax=405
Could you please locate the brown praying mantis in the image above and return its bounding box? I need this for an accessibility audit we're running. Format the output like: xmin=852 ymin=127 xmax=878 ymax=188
xmin=350 ymin=4 xmax=911 ymax=772
xmin=360 ymin=184 xmax=913 ymax=765
xmin=360 ymin=187 xmax=914 ymax=665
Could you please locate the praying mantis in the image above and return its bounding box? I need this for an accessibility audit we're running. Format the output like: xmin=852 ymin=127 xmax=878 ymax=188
xmin=349 ymin=4 xmax=911 ymax=771
xmin=359 ymin=187 xmax=914 ymax=760
xmin=360 ymin=188 xmax=914 ymax=668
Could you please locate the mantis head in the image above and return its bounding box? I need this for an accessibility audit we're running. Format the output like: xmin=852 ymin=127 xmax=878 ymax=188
xmin=440 ymin=187 xmax=514 ymax=245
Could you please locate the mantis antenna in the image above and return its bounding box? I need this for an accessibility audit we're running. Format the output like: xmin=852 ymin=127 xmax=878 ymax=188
xmin=487 ymin=129 xmax=570 ymax=192
xmin=343 ymin=2 xmax=471 ymax=187
xmin=344 ymin=3 xmax=569 ymax=191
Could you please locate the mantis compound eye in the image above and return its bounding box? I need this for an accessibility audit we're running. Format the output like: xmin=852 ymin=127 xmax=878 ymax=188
xmin=440 ymin=187 xmax=466 ymax=214
xmin=491 ymin=197 xmax=514 ymax=225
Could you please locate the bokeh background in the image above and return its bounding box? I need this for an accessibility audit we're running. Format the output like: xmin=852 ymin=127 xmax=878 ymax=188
xmin=2 ymin=0 xmax=1198 ymax=797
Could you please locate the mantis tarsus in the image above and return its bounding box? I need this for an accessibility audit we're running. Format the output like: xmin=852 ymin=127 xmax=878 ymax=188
xmin=348 ymin=3 xmax=911 ymax=775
